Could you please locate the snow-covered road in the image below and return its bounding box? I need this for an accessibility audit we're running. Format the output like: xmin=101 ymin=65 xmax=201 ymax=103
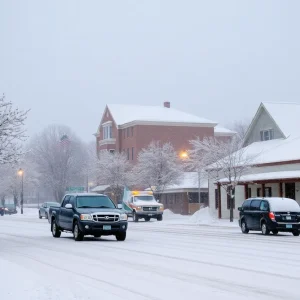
xmin=1 ymin=211 xmax=300 ymax=300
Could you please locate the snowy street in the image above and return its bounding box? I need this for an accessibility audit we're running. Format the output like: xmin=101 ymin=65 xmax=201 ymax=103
xmin=1 ymin=211 xmax=300 ymax=300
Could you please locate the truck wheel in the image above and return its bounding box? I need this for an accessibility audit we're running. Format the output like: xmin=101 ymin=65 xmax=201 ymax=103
xmin=73 ymin=222 xmax=84 ymax=241
xmin=157 ymin=215 xmax=163 ymax=221
xmin=144 ymin=217 xmax=150 ymax=222
xmin=51 ymin=219 xmax=61 ymax=238
xmin=133 ymin=211 xmax=139 ymax=222
xmin=116 ymin=232 xmax=126 ymax=241
xmin=39 ymin=211 xmax=42 ymax=219
xmin=292 ymin=230 xmax=300 ymax=236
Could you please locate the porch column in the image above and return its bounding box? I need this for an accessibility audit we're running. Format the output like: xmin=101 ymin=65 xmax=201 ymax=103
xmin=262 ymin=183 xmax=266 ymax=197
xmin=218 ymin=183 xmax=222 ymax=219
xmin=244 ymin=184 xmax=249 ymax=199
xmin=279 ymin=182 xmax=283 ymax=197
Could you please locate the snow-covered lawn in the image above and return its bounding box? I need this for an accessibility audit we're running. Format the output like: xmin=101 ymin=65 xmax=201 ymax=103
xmin=1 ymin=209 xmax=300 ymax=300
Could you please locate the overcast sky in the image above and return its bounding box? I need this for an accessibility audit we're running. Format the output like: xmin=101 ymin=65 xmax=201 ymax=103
xmin=1 ymin=1 xmax=299 ymax=142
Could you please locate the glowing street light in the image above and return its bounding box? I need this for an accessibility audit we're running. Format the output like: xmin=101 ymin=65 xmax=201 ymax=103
xmin=18 ymin=168 xmax=24 ymax=214
xmin=180 ymin=151 xmax=189 ymax=160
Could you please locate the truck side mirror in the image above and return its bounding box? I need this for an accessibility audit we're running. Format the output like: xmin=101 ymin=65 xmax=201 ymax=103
xmin=65 ymin=203 xmax=72 ymax=209
xmin=238 ymin=207 xmax=243 ymax=212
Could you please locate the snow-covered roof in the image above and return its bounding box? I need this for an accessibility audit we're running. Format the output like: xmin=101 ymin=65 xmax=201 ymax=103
xmin=245 ymin=102 xmax=300 ymax=141
xmin=208 ymin=134 xmax=300 ymax=170
xmin=163 ymin=172 xmax=208 ymax=192
xmin=219 ymin=170 xmax=300 ymax=184
xmin=91 ymin=185 xmax=110 ymax=193
xmin=107 ymin=104 xmax=217 ymax=127
xmin=263 ymin=197 xmax=300 ymax=212
xmin=263 ymin=102 xmax=300 ymax=138
xmin=214 ymin=126 xmax=236 ymax=136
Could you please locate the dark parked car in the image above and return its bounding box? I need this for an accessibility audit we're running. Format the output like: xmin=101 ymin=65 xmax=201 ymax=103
xmin=39 ymin=202 xmax=60 ymax=220
xmin=0 ymin=206 xmax=7 ymax=216
xmin=5 ymin=204 xmax=17 ymax=215
xmin=238 ymin=197 xmax=300 ymax=236
xmin=49 ymin=193 xmax=128 ymax=241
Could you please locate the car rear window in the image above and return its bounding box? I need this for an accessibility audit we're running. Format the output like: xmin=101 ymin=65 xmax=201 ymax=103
xmin=269 ymin=198 xmax=300 ymax=212
xmin=242 ymin=200 xmax=251 ymax=210
xmin=250 ymin=200 xmax=261 ymax=210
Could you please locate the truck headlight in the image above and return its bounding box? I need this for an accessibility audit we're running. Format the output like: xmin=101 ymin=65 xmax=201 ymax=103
xmin=136 ymin=206 xmax=142 ymax=211
xmin=80 ymin=214 xmax=93 ymax=221
xmin=119 ymin=213 xmax=128 ymax=221
xmin=159 ymin=206 xmax=164 ymax=211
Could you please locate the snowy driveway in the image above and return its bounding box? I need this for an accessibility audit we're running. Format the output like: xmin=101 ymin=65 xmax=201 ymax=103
xmin=1 ymin=212 xmax=300 ymax=300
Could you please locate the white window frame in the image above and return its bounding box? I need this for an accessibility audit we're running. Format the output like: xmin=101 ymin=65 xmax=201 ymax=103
xmin=102 ymin=123 xmax=112 ymax=140
xmin=260 ymin=129 xmax=274 ymax=141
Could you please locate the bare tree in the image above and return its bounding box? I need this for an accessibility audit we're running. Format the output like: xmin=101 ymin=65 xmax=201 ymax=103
xmin=0 ymin=157 xmax=40 ymax=210
xmin=0 ymin=95 xmax=29 ymax=164
xmin=82 ymin=141 xmax=99 ymax=192
xmin=29 ymin=125 xmax=86 ymax=202
xmin=185 ymin=144 xmax=212 ymax=206
xmin=134 ymin=141 xmax=183 ymax=200
xmin=229 ymin=120 xmax=250 ymax=142
xmin=190 ymin=136 xmax=254 ymax=222
xmin=96 ymin=151 xmax=132 ymax=203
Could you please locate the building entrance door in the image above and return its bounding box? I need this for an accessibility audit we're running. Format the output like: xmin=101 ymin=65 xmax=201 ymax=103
xmin=285 ymin=183 xmax=295 ymax=200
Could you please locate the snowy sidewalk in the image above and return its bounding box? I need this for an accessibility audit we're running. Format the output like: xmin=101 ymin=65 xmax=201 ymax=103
xmin=163 ymin=208 xmax=239 ymax=228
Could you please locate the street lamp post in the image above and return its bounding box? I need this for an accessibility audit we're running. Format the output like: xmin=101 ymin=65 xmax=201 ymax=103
xmin=18 ymin=168 xmax=24 ymax=214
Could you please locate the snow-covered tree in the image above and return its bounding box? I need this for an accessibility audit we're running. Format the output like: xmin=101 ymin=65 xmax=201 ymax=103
xmin=29 ymin=125 xmax=86 ymax=202
xmin=82 ymin=141 xmax=99 ymax=192
xmin=229 ymin=120 xmax=250 ymax=142
xmin=0 ymin=95 xmax=29 ymax=164
xmin=134 ymin=141 xmax=183 ymax=200
xmin=0 ymin=156 xmax=40 ymax=212
xmin=190 ymin=136 xmax=254 ymax=222
xmin=96 ymin=151 xmax=132 ymax=202
xmin=185 ymin=143 xmax=213 ymax=205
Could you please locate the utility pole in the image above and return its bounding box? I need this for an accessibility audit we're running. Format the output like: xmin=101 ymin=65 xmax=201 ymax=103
xmin=18 ymin=168 xmax=24 ymax=214
xmin=198 ymin=169 xmax=201 ymax=208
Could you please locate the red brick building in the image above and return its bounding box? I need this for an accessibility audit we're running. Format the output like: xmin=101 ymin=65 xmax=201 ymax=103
xmin=95 ymin=102 xmax=234 ymax=162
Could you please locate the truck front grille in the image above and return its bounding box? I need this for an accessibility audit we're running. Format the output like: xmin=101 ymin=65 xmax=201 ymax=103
xmin=92 ymin=214 xmax=119 ymax=222
xmin=143 ymin=207 xmax=157 ymax=212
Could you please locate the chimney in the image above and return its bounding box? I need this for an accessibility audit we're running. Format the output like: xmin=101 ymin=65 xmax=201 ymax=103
xmin=164 ymin=101 xmax=170 ymax=108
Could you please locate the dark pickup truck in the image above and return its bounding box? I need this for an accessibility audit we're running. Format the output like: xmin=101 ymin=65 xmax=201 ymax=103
xmin=49 ymin=193 xmax=128 ymax=241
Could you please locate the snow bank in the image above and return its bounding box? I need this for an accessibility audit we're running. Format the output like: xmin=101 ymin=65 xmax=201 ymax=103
xmin=8 ymin=208 xmax=38 ymax=218
xmin=189 ymin=207 xmax=239 ymax=227
xmin=189 ymin=207 xmax=216 ymax=225
xmin=163 ymin=209 xmax=175 ymax=216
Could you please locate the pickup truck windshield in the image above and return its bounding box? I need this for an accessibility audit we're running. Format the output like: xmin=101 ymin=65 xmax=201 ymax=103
xmin=76 ymin=196 xmax=116 ymax=209
xmin=134 ymin=196 xmax=155 ymax=201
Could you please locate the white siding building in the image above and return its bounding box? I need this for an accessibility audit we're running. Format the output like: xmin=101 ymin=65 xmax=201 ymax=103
xmin=209 ymin=102 xmax=300 ymax=219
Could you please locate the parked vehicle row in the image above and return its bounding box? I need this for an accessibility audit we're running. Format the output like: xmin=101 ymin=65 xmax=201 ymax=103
xmin=0 ymin=204 xmax=17 ymax=216
xmin=239 ymin=197 xmax=300 ymax=236
xmin=49 ymin=193 xmax=128 ymax=241
xmin=38 ymin=202 xmax=60 ymax=220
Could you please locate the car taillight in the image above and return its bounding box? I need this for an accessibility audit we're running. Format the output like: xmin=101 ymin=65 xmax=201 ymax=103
xmin=269 ymin=212 xmax=276 ymax=221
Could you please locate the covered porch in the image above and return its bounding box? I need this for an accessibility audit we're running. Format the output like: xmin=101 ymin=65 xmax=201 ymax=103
xmin=216 ymin=170 xmax=300 ymax=219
